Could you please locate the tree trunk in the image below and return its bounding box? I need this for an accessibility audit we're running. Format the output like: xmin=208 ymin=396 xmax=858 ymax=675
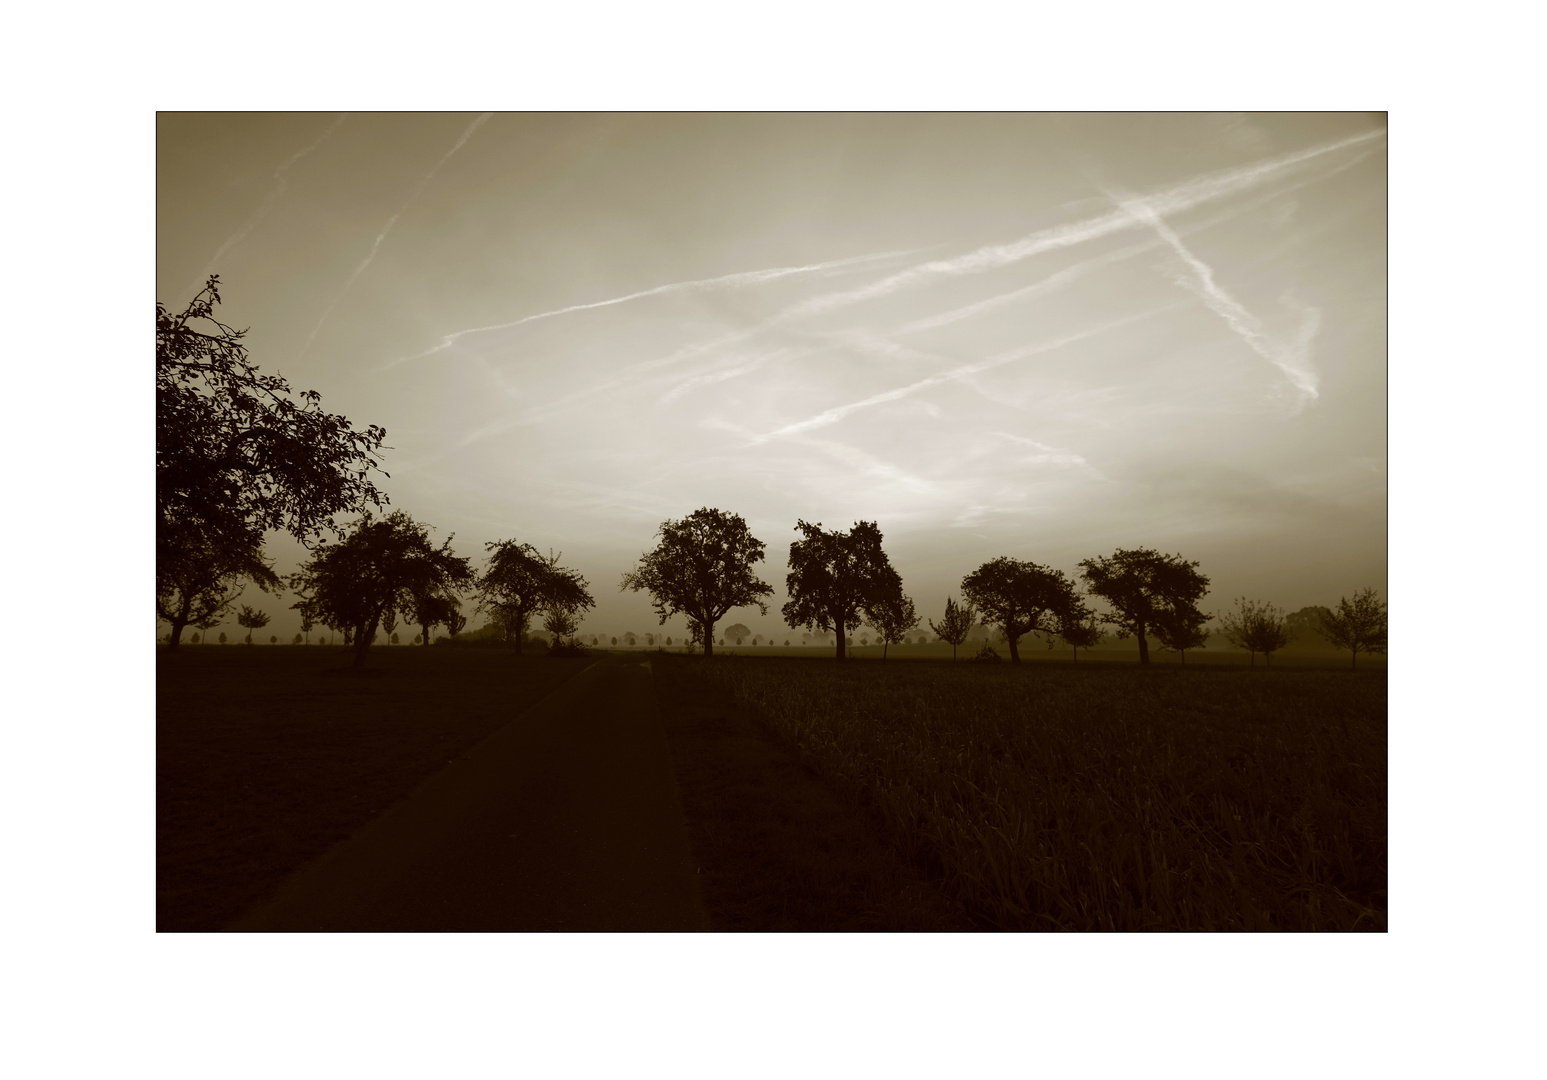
xmin=167 ymin=614 xmax=187 ymax=650
xmin=1007 ymin=629 xmax=1021 ymax=664
xmin=1136 ymin=622 xmax=1150 ymax=665
xmin=421 ymin=621 xmax=431 ymax=648
xmin=1350 ymin=650 xmax=1357 ymax=670
xmin=352 ymin=618 xmax=378 ymax=669
xmin=701 ymin=616 xmax=714 ymax=659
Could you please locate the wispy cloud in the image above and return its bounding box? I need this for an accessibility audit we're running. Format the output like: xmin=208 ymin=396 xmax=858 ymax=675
xmin=383 ymin=248 xmax=920 ymax=370
xmin=300 ymin=113 xmax=494 ymax=359
xmin=1106 ymin=186 xmax=1321 ymax=404
xmin=758 ymin=303 xmax=1184 ymax=441
xmin=184 ymin=113 xmax=347 ymax=297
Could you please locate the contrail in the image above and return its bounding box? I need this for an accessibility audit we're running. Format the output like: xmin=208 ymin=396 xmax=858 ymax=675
xmin=382 ymin=248 xmax=920 ymax=370
xmin=1105 ymin=185 xmax=1320 ymax=403
xmin=299 ymin=113 xmax=494 ymax=359
xmin=183 ymin=113 xmax=347 ymax=297
xmin=758 ymin=302 xmax=1186 ymax=441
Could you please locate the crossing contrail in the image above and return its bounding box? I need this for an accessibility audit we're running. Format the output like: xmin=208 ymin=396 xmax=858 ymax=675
xmin=299 ymin=113 xmax=494 ymax=359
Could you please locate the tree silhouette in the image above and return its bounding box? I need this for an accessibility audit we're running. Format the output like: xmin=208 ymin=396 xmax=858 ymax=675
xmin=929 ymin=598 xmax=978 ymax=661
xmin=218 ymin=632 xmax=227 ymax=645
xmin=1060 ymin=612 xmax=1105 ymax=662
xmin=236 ymin=605 xmax=270 ymax=645
xmin=1219 ymin=597 xmax=1292 ymax=667
xmin=783 ymin=520 xmax=901 ymax=663
xmin=866 ymin=591 xmax=920 ymax=660
xmin=1317 ymin=588 xmax=1387 ymax=668
xmin=1154 ymin=605 xmax=1211 ymax=664
xmin=289 ymin=511 xmax=474 ymax=668
xmin=621 ymin=508 xmax=773 ymax=659
xmin=725 ymin=623 xmax=751 ymax=646
xmin=1078 ymin=548 xmax=1210 ymax=665
xmin=157 ymin=277 xmax=388 ymax=636
xmin=961 ymin=557 xmax=1084 ymax=664
xmin=478 ymin=541 xmax=592 ymax=648
xmin=157 ymin=534 xmax=281 ymax=650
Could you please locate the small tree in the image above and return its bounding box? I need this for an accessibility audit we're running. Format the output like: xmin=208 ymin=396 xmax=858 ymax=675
xmin=929 ymin=597 xmax=977 ymax=661
xmin=543 ymin=598 xmax=585 ymax=647
xmin=1060 ymin=613 xmax=1105 ymax=662
xmin=623 ymin=631 xmax=637 ymax=646
xmin=236 ymin=605 xmax=270 ymax=645
xmin=962 ymin=557 xmax=1083 ymax=665
xmin=1317 ymin=588 xmax=1387 ymax=669
xmin=218 ymin=631 xmax=227 ymax=645
xmin=292 ymin=633 xmax=303 ymax=645
xmin=1219 ymin=597 xmax=1292 ymax=667
xmin=1154 ymin=606 xmax=1211 ymax=664
xmin=621 ymin=507 xmax=774 ymax=659
xmin=725 ymin=623 xmax=751 ymax=645
xmin=190 ymin=632 xmax=202 ymax=645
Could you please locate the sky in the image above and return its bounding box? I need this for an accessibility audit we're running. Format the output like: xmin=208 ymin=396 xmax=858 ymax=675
xmin=157 ymin=112 xmax=1386 ymax=642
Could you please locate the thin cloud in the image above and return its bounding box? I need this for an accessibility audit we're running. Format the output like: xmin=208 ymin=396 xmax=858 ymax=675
xmin=383 ymin=248 xmax=920 ymax=370
xmin=300 ymin=113 xmax=493 ymax=359
xmin=758 ymin=303 xmax=1184 ymax=441
xmin=184 ymin=113 xmax=347 ymax=296
xmin=1108 ymin=186 xmax=1320 ymax=403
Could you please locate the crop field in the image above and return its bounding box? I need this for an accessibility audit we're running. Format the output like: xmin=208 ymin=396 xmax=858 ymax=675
xmin=157 ymin=645 xmax=590 ymax=931
xmin=660 ymin=655 xmax=1386 ymax=931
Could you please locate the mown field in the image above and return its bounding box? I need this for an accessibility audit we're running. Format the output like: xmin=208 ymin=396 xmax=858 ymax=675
xmin=157 ymin=645 xmax=591 ymax=931
xmin=657 ymin=655 xmax=1386 ymax=931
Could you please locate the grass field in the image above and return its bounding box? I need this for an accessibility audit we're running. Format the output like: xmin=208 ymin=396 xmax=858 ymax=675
xmin=663 ymin=655 xmax=1387 ymax=931
xmin=157 ymin=645 xmax=591 ymax=931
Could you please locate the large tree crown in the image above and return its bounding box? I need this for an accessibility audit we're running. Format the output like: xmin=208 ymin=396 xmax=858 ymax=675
xmin=782 ymin=519 xmax=900 ymax=632
xmin=621 ymin=507 xmax=772 ymax=625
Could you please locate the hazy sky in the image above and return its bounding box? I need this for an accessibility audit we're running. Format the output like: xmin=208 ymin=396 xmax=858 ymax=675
xmin=157 ymin=112 xmax=1386 ymax=641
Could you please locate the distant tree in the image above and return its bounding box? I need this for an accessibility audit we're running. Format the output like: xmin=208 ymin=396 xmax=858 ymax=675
xmin=218 ymin=631 xmax=227 ymax=645
xmin=158 ymin=277 xmax=388 ymax=642
xmin=783 ymin=519 xmax=901 ymax=663
xmin=665 ymin=636 xmax=673 ymax=646
xmin=1154 ymin=605 xmax=1211 ymax=664
xmin=445 ymin=605 xmax=467 ymax=639
xmin=190 ymin=632 xmax=202 ymax=645
xmin=1060 ymin=612 xmax=1106 ymax=662
xmin=1284 ymin=605 xmax=1334 ymax=646
xmin=381 ymin=607 xmax=398 ymax=644
xmin=407 ymin=589 xmax=461 ymax=652
xmin=288 ymin=510 xmax=475 ymax=668
xmin=269 ymin=634 xmax=278 ymax=645
xmin=388 ymin=631 xmax=398 ymax=645
xmin=235 ymin=605 xmax=270 ymax=645
xmin=1078 ymin=548 xmax=1210 ymax=665
xmin=725 ymin=623 xmax=751 ymax=646
xmin=621 ymin=507 xmax=774 ymax=659
xmin=961 ymin=558 xmax=1084 ymax=664
xmin=476 ymin=541 xmax=588 ymax=647
xmin=292 ymin=633 xmax=303 ymax=645
xmin=1316 ymin=588 xmax=1387 ymax=669
xmin=623 ymin=631 xmax=637 ymax=646
xmin=543 ymin=595 xmax=587 ymax=647
xmin=157 ymin=533 xmax=282 ymax=650
xmin=1218 ymin=597 xmax=1292 ymax=667
xmin=929 ymin=597 xmax=978 ymax=660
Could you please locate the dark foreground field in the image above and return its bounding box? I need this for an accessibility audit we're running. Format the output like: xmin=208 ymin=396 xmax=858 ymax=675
xmin=160 ymin=646 xmax=1385 ymax=932
xmin=658 ymin=656 xmax=1387 ymax=931
xmin=157 ymin=646 xmax=590 ymax=930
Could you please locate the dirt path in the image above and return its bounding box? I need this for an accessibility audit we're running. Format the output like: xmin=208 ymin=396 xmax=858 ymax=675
xmin=227 ymin=657 xmax=709 ymax=931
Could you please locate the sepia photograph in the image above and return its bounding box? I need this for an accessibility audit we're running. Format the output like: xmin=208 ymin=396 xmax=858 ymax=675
xmin=157 ymin=112 xmax=1387 ymax=934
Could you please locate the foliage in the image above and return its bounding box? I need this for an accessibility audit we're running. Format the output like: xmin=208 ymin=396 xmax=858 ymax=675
xmin=970 ymin=644 xmax=1003 ymax=662
xmin=1218 ymin=597 xmax=1293 ymax=667
xmin=1060 ymin=612 xmax=1105 ymax=660
xmin=620 ymin=507 xmax=773 ymax=658
xmin=928 ymin=597 xmax=978 ymax=661
xmin=157 ymin=277 xmax=388 ymax=606
xmin=724 ymin=623 xmax=752 ymax=646
xmin=782 ymin=519 xmax=901 ymax=662
xmin=690 ymin=659 xmax=1386 ymax=931
xmin=1284 ymin=605 xmax=1334 ymax=644
xmin=235 ymin=604 xmax=270 ymax=645
xmin=476 ymin=541 xmax=592 ymax=647
xmin=157 ymin=532 xmax=282 ymax=650
xmin=865 ymin=591 xmax=920 ymax=659
xmin=288 ymin=511 xmax=474 ymax=668
xmin=1078 ymin=548 xmax=1210 ymax=665
xmin=960 ymin=557 xmax=1085 ymax=664
xmin=1317 ymin=588 xmax=1388 ymax=668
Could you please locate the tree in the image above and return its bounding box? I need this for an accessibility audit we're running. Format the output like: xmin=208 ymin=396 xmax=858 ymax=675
xmin=1284 ymin=605 xmax=1333 ymax=646
xmin=156 ymin=534 xmax=281 ymax=650
xmin=622 ymin=631 xmax=638 ymax=646
xmin=158 ymin=277 xmax=388 ymax=632
xmin=961 ymin=557 xmax=1084 ymax=664
xmin=218 ymin=632 xmax=227 ymax=645
xmin=725 ymin=623 xmax=751 ymax=646
xmin=929 ymin=597 xmax=978 ymax=661
xmin=1317 ymin=588 xmax=1387 ymax=669
xmin=783 ymin=519 xmax=901 ymax=662
xmin=543 ymin=598 xmax=586 ymax=647
xmin=236 ymin=605 xmax=270 ymax=645
xmin=292 ymin=633 xmax=303 ymax=645
xmin=1078 ymin=548 xmax=1210 ymax=665
xmin=1154 ymin=605 xmax=1211 ymax=664
xmin=621 ymin=508 xmax=774 ymax=659
xmin=409 ymin=590 xmax=462 ymax=652
xmin=269 ymin=635 xmax=278 ymax=645
xmin=1060 ymin=612 xmax=1105 ymax=662
xmin=478 ymin=541 xmax=591 ymax=648
xmin=1218 ymin=597 xmax=1292 ymax=667
xmin=289 ymin=511 xmax=475 ymax=668
xmin=866 ymin=590 xmax=920 ymax=660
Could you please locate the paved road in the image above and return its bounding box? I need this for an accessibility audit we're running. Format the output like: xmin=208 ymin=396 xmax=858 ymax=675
xmin=228 ymin=658 xmax=709 ymax=932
